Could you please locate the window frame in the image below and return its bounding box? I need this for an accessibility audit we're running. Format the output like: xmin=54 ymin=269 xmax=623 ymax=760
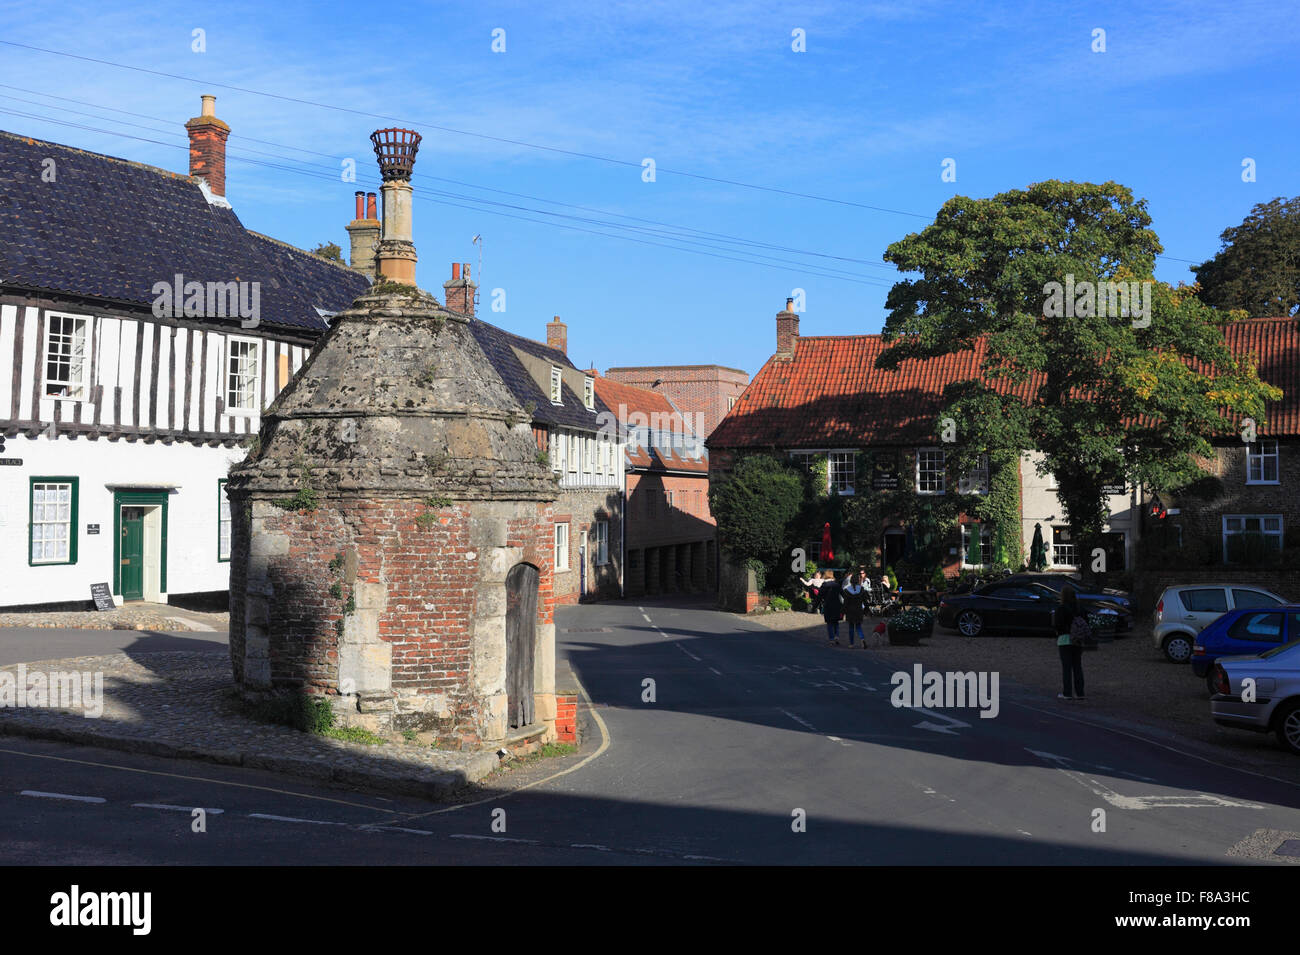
xmin=218 ymin=478 xmax=232 ymax=562
xmin=583 ymin=376 xmax=595 ymax=410
xmin=550 ymin=366 xmax=563 ymax=405
xmin=1246 ymin=439 xmax=1280 ymax=485
xmin=29 ymin=476 xmax=79 ymax=566
xmin=916 ymin=448 xmax=946 ymax=496
xmin=43 ymin=311 xmax=94 ymax=401
xmin=225 ymin=334 xmax=261 ymax=414
xmin=958 ymin=453 xmax=990 ymax=495
xmin=828 ymin=451 xmax=856 ymax=496
xmin=554 ymin=522 xmax=570 ymax=571
xmin=1051 ymin=525 xmax=1077 ymax=569
xmin=1222 ymin=514 xmax=1284 ymax=564
xmin=567 ymin=433 xmax=579 ymax=475
xmin=595 ymin=521 xmax=609 ymax=566
xmin=960 ymin=522 xmax=992 ymax=568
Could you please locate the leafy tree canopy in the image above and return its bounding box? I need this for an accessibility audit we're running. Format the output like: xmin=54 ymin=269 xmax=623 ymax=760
xmin=876 ymin=180 xmax=1281 ymax=573
xmin=1193 ymin=197 xmax=1300 ymax=318
xmin=709 ymin=454 xmax=804 ymax=574
xmin=310 ymin=241 xmax=345 ymax=262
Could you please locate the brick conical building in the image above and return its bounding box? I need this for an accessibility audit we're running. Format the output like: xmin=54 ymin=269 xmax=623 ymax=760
xmin=226 ymin=129 xmax=559 ymax=748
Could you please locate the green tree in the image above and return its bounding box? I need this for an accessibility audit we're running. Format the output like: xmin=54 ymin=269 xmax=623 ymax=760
xmin=876 ymin=180 xmax=1281 ymax=581
xmin=310 ymin=241 xmax=345 ymax=262
xmin=1193 ymin=197 xmax=1300 ymax=318
xmin=709 ymin=454 xmax=805 ymax=583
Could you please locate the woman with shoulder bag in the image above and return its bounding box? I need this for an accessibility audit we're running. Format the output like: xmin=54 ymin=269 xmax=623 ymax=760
xmin=1053 ymin=583 xmax=1087 ymax=701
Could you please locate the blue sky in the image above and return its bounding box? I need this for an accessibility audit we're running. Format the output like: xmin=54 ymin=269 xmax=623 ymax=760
xmin=1 ymin=0 xmax=1297 ymax=377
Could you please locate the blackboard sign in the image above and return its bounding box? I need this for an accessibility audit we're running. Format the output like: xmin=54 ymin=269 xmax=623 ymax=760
xmin=87 ymin=524 xmax=100 ymax=535
xmin=0 ymin=458 xmax=22 ymax=466
xmin=1102 ymin=483 xmax=1126 ymax=496
xmin=90 ymin=583 xmax=115 ymax=612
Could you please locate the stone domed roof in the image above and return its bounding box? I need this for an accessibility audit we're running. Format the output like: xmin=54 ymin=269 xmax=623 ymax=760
xmin=228 ymin=283 xmax=556 ymax=501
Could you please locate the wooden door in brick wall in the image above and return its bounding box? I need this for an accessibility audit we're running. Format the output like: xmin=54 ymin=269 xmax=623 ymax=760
xmin=505 ymin=562 xmax=538 ymax=728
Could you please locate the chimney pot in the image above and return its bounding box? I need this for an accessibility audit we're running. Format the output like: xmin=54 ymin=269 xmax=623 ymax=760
xmin=776 ymin=302 xmax=800 ymax=359
xmin=452 ymin=262 xmax=461 ymax=280
xmin=546 ymin=316 xmax=568 ymax=355
xmin=354 ymin=191 xmax=365 ymax=220
xmin=185 ymin=94 xmax=231 ymax=198
xmin=366 ymin=192 xmax=377 ymax=220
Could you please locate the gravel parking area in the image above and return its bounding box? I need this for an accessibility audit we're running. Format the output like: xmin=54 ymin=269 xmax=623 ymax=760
xmin=751 ymin=608 xmax=1300 ymax=782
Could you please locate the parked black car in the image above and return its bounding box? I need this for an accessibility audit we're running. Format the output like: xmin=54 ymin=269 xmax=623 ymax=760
xmin=998 ymin=573 xmax=1132 ymax=609
xmin=936 ymin=580 xmax=1132 ymax=637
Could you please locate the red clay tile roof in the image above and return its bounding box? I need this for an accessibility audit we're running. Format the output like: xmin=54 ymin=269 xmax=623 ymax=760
xmin=710 ymin=318 xmax=1300 ymax=448
xmin=593 ymin=376 xmax=677 ymax=421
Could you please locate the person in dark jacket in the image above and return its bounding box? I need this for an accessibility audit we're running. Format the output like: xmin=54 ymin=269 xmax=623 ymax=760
xmin=821 ymin=572 xmax=843 ymax=645
xmin=1053 ymin=583 xmax=1086 ymax=700
xmin=841 ymin=572 xmax=866 ymax=647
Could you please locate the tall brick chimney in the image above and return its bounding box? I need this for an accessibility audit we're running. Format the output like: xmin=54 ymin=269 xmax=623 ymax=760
xmin=370 ymin=128 xmax=421 ymax=285
xmin=346 ymin=191 xmax=380 ymax=279
xmin=776 ymin=297 xmax=800 ymax=359
xmin=443 ymin=262 xmax=477 ymax=316
xmin=546 ymin=316 xmax=567 ymax=354
xmin=185 ymin=94 xmax=230 ymax=198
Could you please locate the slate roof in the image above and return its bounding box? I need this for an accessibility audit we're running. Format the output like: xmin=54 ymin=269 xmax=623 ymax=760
xmin=470 ymin=318 xmax=610 ymax=432
xmin=0 ymin=130 xmax=370 ymax=332
xmin=710 ymin=318 xmax=1300 ymax=448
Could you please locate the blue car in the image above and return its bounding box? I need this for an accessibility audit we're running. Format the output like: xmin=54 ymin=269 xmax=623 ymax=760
xmin=1191 ymin=606 xmax=1300 ymax=693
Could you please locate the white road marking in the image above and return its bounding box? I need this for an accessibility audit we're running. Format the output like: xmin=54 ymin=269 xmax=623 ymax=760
xmin=365 ymin=826 xmax=433 ymax=836
xmin=779 ymin=709 xmax=817 ymax=731
xmin=20 ymin=790 xmax=105 ymax=803
xmin=675 ymin=643 xmax=702 ymax=662
xmin=450 ymin=833 xmax=540 ymax=845
xmin=1025 ymin=750 xmax=1265 ymax=810
xmin=641 ymin=613 xmax=652 ymax=623
xmin=912 ymin=708 xmax=972 ymax=735
xmin=571 ymin=843 xmax=611 ymax=851
xmin=248 ymin=813 xmax=348 ymax=825
xmin=132 ymin=803 xmax=224 ymax=814
xmin=708 ymin=667 xmax=723 ymax=676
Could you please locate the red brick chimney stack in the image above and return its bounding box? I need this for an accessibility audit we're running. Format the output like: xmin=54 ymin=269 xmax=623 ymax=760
xmin=346 ymin=190 xmax=381 ymax=279
xmin=776 ymin=297 xmax=800 ymax=359
xmin=547 ymin=316 xmax=568 ymax=355
xmin=185 ymin=94 xmax=231 ymax=197
xmin=442 ymin=261 xmax=477 ymax=316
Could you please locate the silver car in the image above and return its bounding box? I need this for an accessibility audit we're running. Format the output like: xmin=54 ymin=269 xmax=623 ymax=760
xmin=1152 ymin=584 xmax=1287 ymax=663
xmin=1210 ymin=639 xmax=1300 ymax=754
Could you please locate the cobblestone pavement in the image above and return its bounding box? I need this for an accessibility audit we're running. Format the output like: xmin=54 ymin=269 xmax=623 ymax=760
xmin=0 ymin=651 xmax=497 ymax=797
xmin=0 ymin=604 xmax=229 ymax=632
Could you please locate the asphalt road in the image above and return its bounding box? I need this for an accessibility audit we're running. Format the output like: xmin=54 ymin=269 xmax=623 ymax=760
xmin=2 ymin=600 xmax=1299 ymax=864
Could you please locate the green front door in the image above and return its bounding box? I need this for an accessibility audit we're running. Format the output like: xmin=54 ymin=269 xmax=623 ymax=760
xmin=120 ymin=506 xmax=144 ymax=601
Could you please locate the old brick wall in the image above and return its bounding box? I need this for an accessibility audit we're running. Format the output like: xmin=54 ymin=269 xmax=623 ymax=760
xmin=231 ymin=495 xmax=557 ymax=746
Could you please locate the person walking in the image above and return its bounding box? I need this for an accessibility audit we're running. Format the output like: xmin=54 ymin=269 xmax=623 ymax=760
xmin=842 ymin=572 xmax=866 ymax=647
xmin=1054 ymin=583 xmax=1086 ymax=701
xmin=809 ymin=570 xmax=826 ymax=615
xmin=821 ymin=571 xmax=844 ymax=645
xmin=799 ymin=570 xmax=822 ymax=614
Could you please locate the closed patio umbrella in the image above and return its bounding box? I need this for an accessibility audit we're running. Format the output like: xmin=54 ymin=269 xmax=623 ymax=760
xmin=821 ymin=522 xmax=834 ymax=563
xmin=1029 ymin=523 xmax=1048 ymax=571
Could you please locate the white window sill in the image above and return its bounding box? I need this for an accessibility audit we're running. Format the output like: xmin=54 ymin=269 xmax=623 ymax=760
xmin=1245 ymin=480 xmax=1280 ymax=486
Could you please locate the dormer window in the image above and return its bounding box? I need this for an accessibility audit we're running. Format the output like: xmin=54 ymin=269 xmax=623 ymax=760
xmin=583 ymin=376 xmax=594 ymax=410
xmin=550 ymin=366 xmax=563 ymax=404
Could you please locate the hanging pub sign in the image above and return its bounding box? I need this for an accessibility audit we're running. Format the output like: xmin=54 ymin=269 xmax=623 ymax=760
xmin=872 ymin=452 xmax=900 ymax=490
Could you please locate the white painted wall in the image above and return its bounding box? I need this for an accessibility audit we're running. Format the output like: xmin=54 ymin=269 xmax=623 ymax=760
xmin=0 ymin=433 xmax=245 ymax=607
xmin=1019 ymin=451 xmax=1135 ymax=570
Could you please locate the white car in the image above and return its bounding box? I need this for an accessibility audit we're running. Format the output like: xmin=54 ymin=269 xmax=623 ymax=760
xmin=1152 ymin=584 xmax=1288 ymax=663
